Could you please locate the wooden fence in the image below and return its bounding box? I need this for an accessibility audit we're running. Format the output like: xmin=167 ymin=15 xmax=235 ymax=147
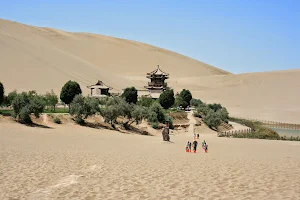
xmin=232 ymin=117 xmax=300 ymax=130
xmin=218 ymin=128 xmax=253 ymax=137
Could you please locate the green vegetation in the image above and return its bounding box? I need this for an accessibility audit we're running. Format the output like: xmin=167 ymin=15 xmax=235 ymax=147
xmin=121 ymin=87 xmax=138 ymax=104
xmin=194 ymin=102 xmax=229 ymax=130
xmin=60 ymin=80 xmax=82 ymax=107
xmin=69 ymin=95 xmax=101 ymax=124
xmin=159 ymin=89 xmax=175 ymax=109
xmin=174 ymin=89 xmax=192 ymax=109
xmin=6 ymin=90 xmax=18 ymax=106
xmin=190 ymin=98 xmax=203 ymax=107
xmin=137 ymin=96 xmax=155 ymax=107
xmin=229 ymin=117 xmax=281 ymax=140
xmin=11 ymin=91 xmax=45 ymax=124
xmin=179 ymin=89 xmax=192 ymax=105
xmin=43 ymin=107 xmax=69 ymax=113
xmin=174 ymin=96 xmax=188 ymax=108
xmin=53 ymin=116 xmax=61 ymax=124
xmin=44 ymin=90 xmax=58 ymax=111
xmin=0 ymin=82 xmax=4 ymax=105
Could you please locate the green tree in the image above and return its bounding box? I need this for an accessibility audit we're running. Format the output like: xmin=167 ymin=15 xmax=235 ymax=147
xmin=131 ymin=105 xmax=148 ymax=125
xmin=121 ymin=87 xmax=138 ymax=104
xmin=208 ymin=103 xmax=222 ymax=112
xmin=217 ymin=107 xmax=229 ymax=123
xmin=174 ymin=96 xmax=188 ymax=109
xmin=203 ymin=110 xmax=222 ymax=130
xmin=60 ymin=81 xmax=82 ymax=108
xmin=44 ymin=90 xmax=58 ymax=111
xmin=7 ymin=90 xmax=18 ymax=106
xmin=137 ymin=96 xmax=154 ymax=107
xmin=69 ymin=95 xmax=100 ymax=124
xmin=190 ymin=98 xmax=203 ymax=107
xmin=159 ymin=89 xmax=175 ymax=109
xmin=195 ymin=103 xmax=210 ymax=117
xmin=179 ymin=89 xmax=192 ymax=106
xmin=148 ymin=102 xmax=166 ymax=123
xmin=0 ymin=82 xmax=4 ymax=105
xmin=12 ymin=92 xmax=45 ymax=123
xmin=102 ymin=105 xmax=121 ymax=125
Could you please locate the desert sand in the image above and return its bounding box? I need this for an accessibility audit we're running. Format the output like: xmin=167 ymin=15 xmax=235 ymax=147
xmin=1 ymin=112 xmax=300 ymax=200
xmin=1 ymin=18 xmax=300 ymax=123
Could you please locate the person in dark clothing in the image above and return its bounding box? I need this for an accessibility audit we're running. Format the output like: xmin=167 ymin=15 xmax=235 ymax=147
xmin=192 ymin=140 xmax=198 ymax=153
xmin=197 ymin=133 xmax=199 ymax=139
xmin=188 ymin=141 xmax=192 ymax=152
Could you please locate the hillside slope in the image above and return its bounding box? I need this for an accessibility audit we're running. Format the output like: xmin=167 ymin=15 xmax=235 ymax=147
xmin=0 ymin=19 xmax=299 ymax=123
xmin=0 ymin=18 xmax=229 ymax=94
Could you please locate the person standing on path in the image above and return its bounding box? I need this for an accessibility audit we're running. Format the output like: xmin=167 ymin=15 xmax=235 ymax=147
xmin=192 ymin=140 xmax=198 ymax=153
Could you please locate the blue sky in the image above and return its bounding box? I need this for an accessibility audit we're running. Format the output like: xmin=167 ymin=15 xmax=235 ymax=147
xmin=1 ymin=0 xmax=299 ymax=73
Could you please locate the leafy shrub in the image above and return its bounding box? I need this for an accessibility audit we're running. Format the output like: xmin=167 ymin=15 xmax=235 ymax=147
xmin=174 ymin=96 xmax=188 ymax=109
xmin=18 ymin=106 xmax=32 ymax=124
xmin=121 ymin=87 xmax=138 ymax=104
xmin=60 ymin=80 xmax=82 ymax=107
xmin=11 ymin=92 xmax=45 ymax=123
xmin=7 ymin=90 xmax=18 ymax=106
xmin=195 ymin=103 xmax=210 ymax=117
xmin=217 ymin=107 xmax=229 ymax=123
xmin=131 ymin=105 xmax=148 ymax=125
xmin=208 ymin=103 xmax=222 ymax=112
xmin=190 ymin=98 xmax=203 ymax=107
xmin=146 ymin=102 xmax=174 ymax=129
xmin=102 ymin=105 xmax=120 ymax=124
xmin=147 ymin=110 xmax=158 ymax=123
xmin=151 ymin=122 xmax=159 ymax=129
xmin=54 ymin=117 xmax=61 ymax=124
xmin=44 ymin=90 xmax=58 ymax=111
xmin=138 ymin=96 xmax=154 ymax=107
xmin=148 ymin=102 xmax=166 ymax=123
xmin=69 ymin=95 xmax=100 ymax=124
xmin=159 ymin=89 xmax=175 ymax=109
xmin=203 ymin=110 xmax=222 ymax=130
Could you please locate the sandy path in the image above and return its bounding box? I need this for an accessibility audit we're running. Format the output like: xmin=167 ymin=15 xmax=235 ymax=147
xmin=1 ymin=122 xmax=300 ymax=199
xmin=229 ymin=121 xmax=251 ymax=131
xmin=187 ymin=111 xmax=196 ymax=137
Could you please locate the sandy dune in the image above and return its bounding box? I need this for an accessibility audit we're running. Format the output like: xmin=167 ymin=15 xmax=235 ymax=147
xmin=1 ymin=18 xmax=300 ymax=123
xmin=1 ymin=117 xmax=300 ymax=200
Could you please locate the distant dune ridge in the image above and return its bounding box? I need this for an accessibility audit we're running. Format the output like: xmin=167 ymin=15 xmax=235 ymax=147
xmin=0 ymin=18 xmax=300 ymax=123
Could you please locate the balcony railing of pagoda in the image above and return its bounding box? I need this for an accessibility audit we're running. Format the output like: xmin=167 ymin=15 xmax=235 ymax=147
xmin=147 ymin=82 xmax=167 ymax=87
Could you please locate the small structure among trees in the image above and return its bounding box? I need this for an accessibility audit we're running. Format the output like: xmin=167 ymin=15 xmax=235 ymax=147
xmin=143 ymin=65 xmax=169 ymax=99
xmin=87 ymin=80 xmax=112 ymax=97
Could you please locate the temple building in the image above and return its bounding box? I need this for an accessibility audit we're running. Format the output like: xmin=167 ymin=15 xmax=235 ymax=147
xmin=143 ymin=65 xmax=169 ymax=99
xmin=87 ymin=80 xmax=112 ymax=97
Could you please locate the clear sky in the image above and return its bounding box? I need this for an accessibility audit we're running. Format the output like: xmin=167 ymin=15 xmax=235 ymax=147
xmin=1 ymin=0 xmax=299 ymax=73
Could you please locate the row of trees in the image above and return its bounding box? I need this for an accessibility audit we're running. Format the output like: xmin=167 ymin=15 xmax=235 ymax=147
xmin=122 ymin=86 xmax=193 ymax=110
xmin=1 ymin=80 xmax=229 ymax=131
xmin=0 ymin=81 xmax=174 ymax=128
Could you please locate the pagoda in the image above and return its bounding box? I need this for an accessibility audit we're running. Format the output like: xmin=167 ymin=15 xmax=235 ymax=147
xmin=144 ymin=65 xmax=169 ymax=98
xmin=87 ymin=80 xmax=112 ymax=97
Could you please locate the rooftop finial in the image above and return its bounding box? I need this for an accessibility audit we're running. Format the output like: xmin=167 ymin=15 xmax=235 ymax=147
xmin=157 ymin=64 xmax=160 ymax=69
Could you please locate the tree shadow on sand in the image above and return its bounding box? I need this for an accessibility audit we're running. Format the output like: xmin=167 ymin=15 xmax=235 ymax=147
xmin=24 ymin=123 xmax=53 ymax=129
xmin=81 ymin=121 xmax=153 ymax=136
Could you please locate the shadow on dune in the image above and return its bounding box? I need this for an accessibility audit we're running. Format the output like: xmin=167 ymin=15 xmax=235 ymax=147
xmin=81 ymin=121 xmax=115 ymax=131
xmin=25 ymin=123 xmax=53 ymax=129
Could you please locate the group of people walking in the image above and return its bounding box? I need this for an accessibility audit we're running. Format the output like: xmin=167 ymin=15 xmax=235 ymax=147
xmin=186 ymin=134 xmax=208 ymax=153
